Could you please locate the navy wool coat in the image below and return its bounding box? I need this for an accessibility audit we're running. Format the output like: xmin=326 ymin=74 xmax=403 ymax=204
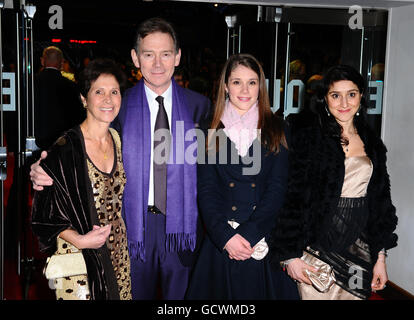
xmin=186 ymin=130 xmax=299 ymax=299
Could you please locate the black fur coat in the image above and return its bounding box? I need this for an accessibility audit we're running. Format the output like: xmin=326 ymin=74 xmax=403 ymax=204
xmin=268 ymin=116 xmax=398 ymax=265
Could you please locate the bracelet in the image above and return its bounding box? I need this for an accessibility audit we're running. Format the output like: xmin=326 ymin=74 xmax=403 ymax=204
xmin=280 ymin=258 xmax=296 ymax=271
xmin=378 ymin=248 xmax=388 ymax=257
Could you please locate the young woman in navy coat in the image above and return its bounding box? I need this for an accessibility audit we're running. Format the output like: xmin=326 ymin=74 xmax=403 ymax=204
xmin=186 ymin=54 xmax=299 ymax=299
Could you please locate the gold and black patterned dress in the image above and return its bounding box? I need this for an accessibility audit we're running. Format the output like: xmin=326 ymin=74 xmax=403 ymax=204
xmin=37 ymin=127 xmax=132 ymax=300
xmin=86 ymin=128 xmax=132 ymax=300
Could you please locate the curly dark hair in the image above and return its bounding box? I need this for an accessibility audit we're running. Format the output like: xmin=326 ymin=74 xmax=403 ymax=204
xmin=310 ymin=64 xmax=369 ymax=146
xmin=78 ymin=58 xmax=126 ymax=98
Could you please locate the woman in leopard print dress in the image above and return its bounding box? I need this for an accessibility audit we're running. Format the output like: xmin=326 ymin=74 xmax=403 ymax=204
xmin=32 ymin=59 xmax=131 ymax=300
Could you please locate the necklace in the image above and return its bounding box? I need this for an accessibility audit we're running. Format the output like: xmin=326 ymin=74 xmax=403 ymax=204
xmin=102 ymin=143 xmax=110 ymax=160
xmin=81 ymin=124 xmax=111 ymax=160
xmin=343 ymin=130 xmax=357 ymax=154
xmin=97 ymin=138 xmax=111 ymax=160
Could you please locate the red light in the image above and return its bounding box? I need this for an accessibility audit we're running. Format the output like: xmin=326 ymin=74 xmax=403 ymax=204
xmin=69 ymin=39 xmax=97 ymax=44
xmin=50 ymin=39 xmax=97 ymax=44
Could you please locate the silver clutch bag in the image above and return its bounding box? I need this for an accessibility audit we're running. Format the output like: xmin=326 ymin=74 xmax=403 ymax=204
xmin=300 ymin=247 xmax=336 ymax=293
xmin=227 ymin=220 xmax=269 ymax=260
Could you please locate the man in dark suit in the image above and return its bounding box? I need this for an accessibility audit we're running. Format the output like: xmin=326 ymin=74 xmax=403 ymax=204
xmin=114 ymin=18 xmax=210 ymax=299
xmin=30 ymin=19 xmax=210 ymax=300
xmin=34 ymin=46 xmax=84 ymax=149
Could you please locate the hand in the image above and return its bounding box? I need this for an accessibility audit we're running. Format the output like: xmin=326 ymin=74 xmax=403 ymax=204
xmin=286 ymin=258 xmax=319 ymax=285
xmin=77 ymin=225 xmax=112 ymax=249
xmin=30 ymin=151 xmax=53 ymax=190
xmin=224 ymin=234 xmax=254 ymax=261
xmin=371 ymin=257 xmax=388 ymax=292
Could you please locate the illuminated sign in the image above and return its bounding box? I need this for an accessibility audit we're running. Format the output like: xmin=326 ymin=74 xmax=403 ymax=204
xmin=1 ymin=73 xmax=16 ymax=112
xmin=266 ymin=79 xmax=383 ymax=116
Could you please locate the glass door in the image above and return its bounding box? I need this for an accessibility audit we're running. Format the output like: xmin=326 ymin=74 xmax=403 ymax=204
xmin=1 ymin=2 xmax=41 ymax=300
xmin=0 ymin=2 xmax=5 ymax=300
xmin=232 ymin=6 xmax=388 ymax=135
xmin=282 ymin=7 xmax=387 ymax=134
xmin=230 ymin=6 xmax=287 ymax=114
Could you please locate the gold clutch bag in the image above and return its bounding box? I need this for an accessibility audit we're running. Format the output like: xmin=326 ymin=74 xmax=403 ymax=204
xmin=44 ymin=238 xmax=87 ymax=280
xmin=300 ymin=247 xmax=336 ymax=293
xmin=44 ymin=252 xmax=87 ymax=279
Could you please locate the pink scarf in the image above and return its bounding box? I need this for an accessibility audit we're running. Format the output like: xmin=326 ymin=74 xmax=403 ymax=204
xmin=221 ymin=100 xmax=259 ymax=157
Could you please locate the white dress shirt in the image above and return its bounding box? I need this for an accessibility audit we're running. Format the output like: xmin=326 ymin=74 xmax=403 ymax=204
xmin=144 ymin=84 xmax=173 ymax=206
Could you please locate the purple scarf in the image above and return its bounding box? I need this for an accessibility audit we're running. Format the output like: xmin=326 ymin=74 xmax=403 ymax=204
xmin=121 ymin=79 xmax=198 ymax=261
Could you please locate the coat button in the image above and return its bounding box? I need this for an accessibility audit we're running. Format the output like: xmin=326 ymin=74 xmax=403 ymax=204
xmin=251 ymin=183 xmax=256 ymax=188
xmin=229 ymin=182 xmax=235 ymax=188
xmin=232 ymin=206 xmax=237 ymax=211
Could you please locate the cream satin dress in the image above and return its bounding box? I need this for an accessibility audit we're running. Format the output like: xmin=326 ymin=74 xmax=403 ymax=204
xmin=299 ymin=156 xmax=373 ymax=300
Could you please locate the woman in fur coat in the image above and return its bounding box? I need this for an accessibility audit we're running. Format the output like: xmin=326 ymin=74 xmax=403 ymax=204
xmin=268 ymin=65 xmax=398 ymax=300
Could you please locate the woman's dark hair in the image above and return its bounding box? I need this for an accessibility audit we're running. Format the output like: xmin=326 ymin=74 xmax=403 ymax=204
xmin=311 ymin=64 xmax=368 ymax=145
xmin=78 ymin=58 xmax=126 ymax=97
